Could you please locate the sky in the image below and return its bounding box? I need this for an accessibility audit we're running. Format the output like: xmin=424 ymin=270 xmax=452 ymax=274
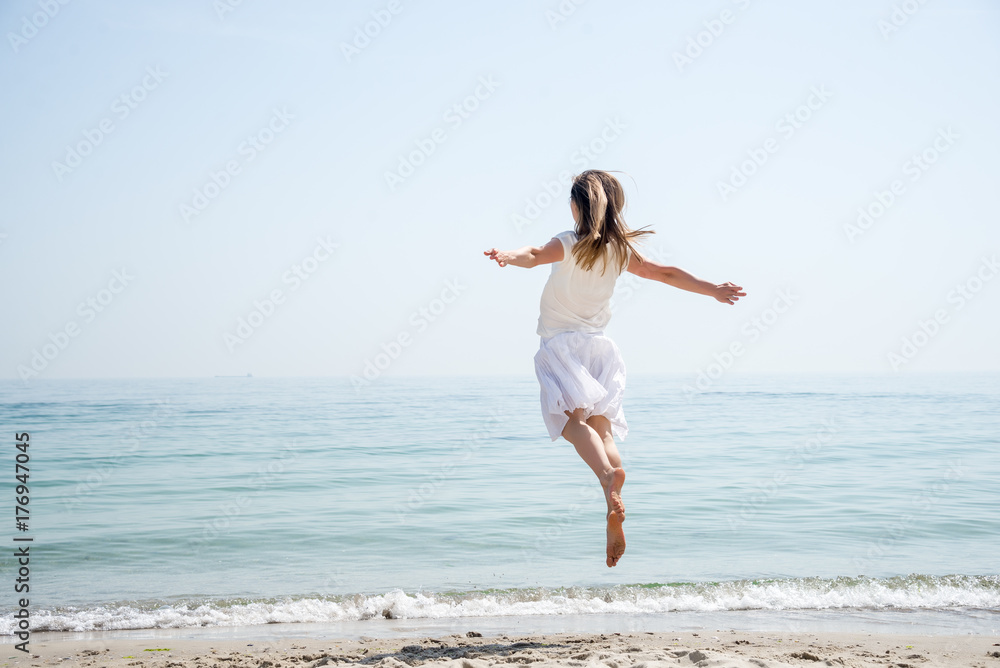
xmin=1 ymin=0 xmax=998 ymax=381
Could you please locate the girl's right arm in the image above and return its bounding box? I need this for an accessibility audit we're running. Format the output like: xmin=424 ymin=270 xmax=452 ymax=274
xmin=627 ymin=253 xmax=746 ymax=305
xmin=484 ymin=238 xmax=564 ymax=268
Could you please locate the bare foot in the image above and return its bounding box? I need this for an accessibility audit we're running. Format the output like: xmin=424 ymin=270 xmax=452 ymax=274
xmin=606 ymin=509 xmax=626 ymax=567
xmin=602 ymin=467 xmax=626 ymax=522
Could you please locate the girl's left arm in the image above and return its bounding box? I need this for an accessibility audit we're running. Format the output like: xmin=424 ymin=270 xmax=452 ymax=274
xmin=628 ymin=252 xmax=746 ymax=305
xmin=484 ymin=238 xmax=564 ymax=268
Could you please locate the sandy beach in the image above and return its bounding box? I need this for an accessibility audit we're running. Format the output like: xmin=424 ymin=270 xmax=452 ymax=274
xmin=7 ymin=629 xmax=998 ymax=668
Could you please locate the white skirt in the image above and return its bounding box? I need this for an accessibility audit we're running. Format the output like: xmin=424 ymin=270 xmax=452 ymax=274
xmin=533 ymin=330 xmax=628 ymax=442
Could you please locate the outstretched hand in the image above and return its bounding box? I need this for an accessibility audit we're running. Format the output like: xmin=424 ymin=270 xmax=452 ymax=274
xmin=713 ymin=282 xmax=746 ymax=305
xmin=483 ymin=248 xmax=511 ymax=267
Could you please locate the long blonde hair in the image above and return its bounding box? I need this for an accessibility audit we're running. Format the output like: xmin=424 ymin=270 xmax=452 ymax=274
xmin=569 ymin=170 xmax=653 ymax=275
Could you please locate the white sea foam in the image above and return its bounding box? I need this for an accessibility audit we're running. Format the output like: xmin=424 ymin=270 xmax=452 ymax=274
xmin=7 ymin=574 xmax=998 ymax=633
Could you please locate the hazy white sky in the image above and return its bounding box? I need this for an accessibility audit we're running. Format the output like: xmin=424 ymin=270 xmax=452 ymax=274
xmin=2 ymin=0 xmax=998 ymax=382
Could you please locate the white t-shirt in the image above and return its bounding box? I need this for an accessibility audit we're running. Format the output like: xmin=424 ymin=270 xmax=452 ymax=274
xmin=536 ymin=230 xmax=630 ymax=339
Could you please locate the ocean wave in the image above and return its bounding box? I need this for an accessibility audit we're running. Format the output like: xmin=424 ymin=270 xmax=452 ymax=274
xmin=6 ymin=574 xmax=999 ymax=634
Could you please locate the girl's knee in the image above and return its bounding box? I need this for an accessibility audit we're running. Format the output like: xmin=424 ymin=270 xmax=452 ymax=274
xmin=586 ymin=413 xmax=612 ymax=434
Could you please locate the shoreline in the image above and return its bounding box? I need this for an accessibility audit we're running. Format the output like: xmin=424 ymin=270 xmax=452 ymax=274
xmin=7 ymin=607 xmax=999 ymax=644
xmin=6 ymin=629 xmax=999 ymax=668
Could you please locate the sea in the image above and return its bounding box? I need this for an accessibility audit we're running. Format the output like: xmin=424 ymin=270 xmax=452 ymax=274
xmin=1 ymin=373 xmax=998 ymax=641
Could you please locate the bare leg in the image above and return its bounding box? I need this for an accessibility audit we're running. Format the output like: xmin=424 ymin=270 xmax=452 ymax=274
xmin=586 ymin=414 xmax=626 ymax=567
xmin=561 ymin=408 xmax=626 ymax=567
xmin=561 ymin=408 xmax=614 ymax=479
xmin=586 ymin=414 xmax=622 ymax=478
xmin=586 ymin=413 xmax=625 ymax=515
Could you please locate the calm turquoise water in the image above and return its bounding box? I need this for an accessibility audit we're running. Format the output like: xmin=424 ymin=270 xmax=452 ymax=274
xmin=0 ymin=373 xmax=998 ymax=633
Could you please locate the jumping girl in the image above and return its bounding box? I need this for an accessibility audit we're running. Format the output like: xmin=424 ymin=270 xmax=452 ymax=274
xmin=484 ymin=170 xmax=745 ymax=567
